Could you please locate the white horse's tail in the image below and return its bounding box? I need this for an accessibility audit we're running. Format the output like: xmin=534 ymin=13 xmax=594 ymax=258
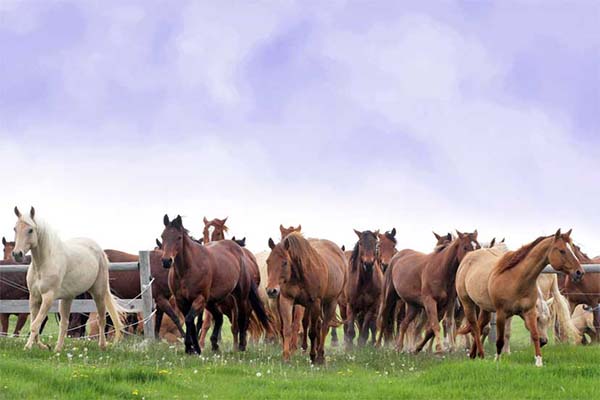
xmin=100 ymin=253 xmax=127 ymax=341
xmin=550 ymin=276 xmax=581 ymax=344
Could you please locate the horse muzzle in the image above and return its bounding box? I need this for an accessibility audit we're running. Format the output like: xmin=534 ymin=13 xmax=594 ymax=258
xmin=162 ymin=257 xmax=173 ymax=269
xmin=266 ymin=287 xmax=280 ymax=299
xmin=12 ymin=250 xmax=24 ymax=263
xmin=540 ymin=337 xmax=548 ymax=347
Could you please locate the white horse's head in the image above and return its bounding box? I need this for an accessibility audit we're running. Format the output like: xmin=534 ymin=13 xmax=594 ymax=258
xmin=12 ymin=206 xmax=37 ymax=262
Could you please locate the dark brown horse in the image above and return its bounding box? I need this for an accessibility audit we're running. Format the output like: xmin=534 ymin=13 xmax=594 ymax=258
xmin=377 ymin=228 xmax=398 ymax=273
xmin=161 ymin=214 xmax=269 ymax=354
xmin=565 ymin=244 xmax=600 ymax=342
xmin=1 ymin=237 xmax=31 ymax=336
xmin=380 ymin=230 xmax=479 ymax=353
xmin=0 ymin=258 xmax=30 ymax=336
xmin=203 ymin=217 xmax=228 ymax=243
xmin=266 ymin=233 xmax=346 ymax=364
xmin=345 ymin=230 xmax=384 ymax=348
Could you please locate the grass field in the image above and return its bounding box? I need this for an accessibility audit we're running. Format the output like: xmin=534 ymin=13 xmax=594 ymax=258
xmin=0 ymin=318 xmax=598 ymax=400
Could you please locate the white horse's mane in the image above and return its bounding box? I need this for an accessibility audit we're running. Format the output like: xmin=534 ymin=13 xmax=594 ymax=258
xmin=20 ymin=215 xmax=63 ymax=261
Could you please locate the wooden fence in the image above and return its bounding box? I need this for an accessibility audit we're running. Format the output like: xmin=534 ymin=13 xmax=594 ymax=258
xmin=0 ymin=250 xmax=155 ymax=340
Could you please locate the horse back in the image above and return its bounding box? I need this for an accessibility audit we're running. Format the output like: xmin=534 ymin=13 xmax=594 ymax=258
xmin=104 ymin=249 xmax=141 ymax=299
xmin=389 ymin=249 xmax=428 ymax=304
xmin=203 ymin=240 xmax=245 ymax=302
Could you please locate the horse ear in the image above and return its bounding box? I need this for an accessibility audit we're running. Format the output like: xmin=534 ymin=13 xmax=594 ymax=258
xmin=198 ymin=237 xmax=203 ymax=244
xmin=268 ymin=238 xmax=276 ymax=250
xmin=433 ymin=231 xmax=441 ymax=240
xmin=490 ymin=238 xmax=496 ymax=248
xmin=2 ymin=237 xmax=6 ymax=246
xmin=203 ymin=217 xmax=209 ymax=225
xmin=296 ymin=224 xmax=301 ymax=231
xmin=473 ymin=229 xmax=478 ymax=239
xmin=554 ymin=229 xmax=561 ymax=240
xmin=164 ymin=214 xmax=171 ymax=226
xmin=221 ymin=217 xmax=228 ymax=224
xmin=446 ymin=233 xmax=452 ymax=241
xmin=240 ymin=237 xmax=246 ymax=247
xmin=174 ymin=215 xmax=183 ymax=227
xmin=390 ymin=228 xmax=396 ymax=237
xmin=353 ymin=229 xmax=362 ymax=238
xmin=14 ymin=206 xmax=21 ymax=218
xmin=501 ymin=238 xmax=505 ymax=243
xmin=279 ymin=224 xmax=285 ymax=235
xmin=373 ymin=229 xmax=380 ymax=237
xmin=30 ymin=207 xmax=35 ymax=220
xmin=155 ymin=239 xmax=162 ymax=249
xmin=456 ymin=230 xmax=464 ymax=239
xmin=564 ymin=228 xmax=573 ymax=239
xmin=341 ymin=245 xmax=345 ymax=252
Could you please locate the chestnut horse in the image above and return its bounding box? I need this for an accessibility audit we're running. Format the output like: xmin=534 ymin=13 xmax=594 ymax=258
xmin=377 ymin=229 xmax=397 ymax=273
xmin=202 ymin=217 xmax=228 ymax=243
xmin=565 ymin=244 xmax=600 ymax=342
xmin=266 ymin=233 xmax=346 ymax=364
xmin=461 ymin=230 xmax=584 ymax=366
xmin=380 ymin=230 xmax=479 ymax=353
xmin=161 ymin=214 xmax=269 ymax=354
xmin=345 ymin=229 xmax=383 ymax=348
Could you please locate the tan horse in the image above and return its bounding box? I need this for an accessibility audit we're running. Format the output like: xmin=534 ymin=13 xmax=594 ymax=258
xmin=458 ymin=230 xmax=584 ymax=366
xmin=456 ymin=242 xmax=563 ymax=356
xmin=570 ymin=304 xmax=597 ymax=343
xmin=536 ymin=273 xmax=580 ymax=343
xmin=266 ymin=233 xmax=345 ymax=364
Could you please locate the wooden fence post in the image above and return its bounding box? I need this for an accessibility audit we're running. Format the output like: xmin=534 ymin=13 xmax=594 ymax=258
xmin=138 ymin=250 xmax=155 ymax=340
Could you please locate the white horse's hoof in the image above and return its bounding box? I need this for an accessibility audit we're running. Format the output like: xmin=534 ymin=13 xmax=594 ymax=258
xmin=535 ymin=356 xmax=543 ymax=367
xmin=494 ymin=354 xmax=500 ymax=362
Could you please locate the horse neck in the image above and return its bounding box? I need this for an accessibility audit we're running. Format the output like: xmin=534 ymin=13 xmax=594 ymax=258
xmin=30 ymin=222 xmax=63 ymax=268
xmin=432 ymin=240 xmax=460 ymax=284
xmin=174 ymin=234 xmax=205 ymax=276
xmin=513 ymin=237 xmax=553 ymax=285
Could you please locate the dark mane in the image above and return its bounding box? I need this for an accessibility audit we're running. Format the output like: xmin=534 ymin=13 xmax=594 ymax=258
xmin=169 ymin=220 xmax=190 ymax=235
xmin=495 ymin=236 xmax=549 ymax=273
xmin=350 ymin=241 xmax=360 ymax=271
xmin=434 ymin=242 xmax=450 ymax=253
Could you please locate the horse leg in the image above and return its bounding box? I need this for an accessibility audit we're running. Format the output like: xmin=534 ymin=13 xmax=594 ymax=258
xmin=154 ymin=308 xmax=164 ymax=340
xmin=198 ymin=311 xmax=212 ymax=350
xmin=593 ymin=305 xmax=600 ymax=344
xmin=523 ymin=309 xmax=543 ymax=367
xmin=186 ymin=296 xmax=206 ymax=355
xmin=345 ymin=304 xmax=356 ymax=350
xmin=289 ymin=305 xmax=302 ymax=351
xmin=0 ymin=314 xmax=8 ymax=336
xmin=55 ymin=298 xmax=73 ymax=352
xmin=158 ymin=301 xmax=185 ymax=338
xmin=461 ymin=297 xmax=481 ymax=358
xmin=279 ymin=295 xmax=295 ymax=362
xmin=319 ymin=301 xmax=337 ymax=364
xmin=206 ymin=303 xmax=224 ymax=353
xmin=236 ymin=299 xmax=250 ymax=352
xmin=308 ymin=300 xmax=323 ymax=365
xmin=396 ymin=304 xmax=419 ymax=352
xmin=421 ymin=296 xmax=443 ymax=353
xmin=301 ymin=307 xmax=309 ymax=352
xmin=330 ymin=327 xmax=339 ymax=347
xmin=25 ymin=293 xmax=55 ymax=350
xmin=503 ymin=317 xmax=512 ymax=354
xmin=494 ymin=310 xmax=507 ymax=362
xmin=475 ymin=310 xmax=491 ymax=359
xmin=359 ymin=309 xmax=376 ymax=347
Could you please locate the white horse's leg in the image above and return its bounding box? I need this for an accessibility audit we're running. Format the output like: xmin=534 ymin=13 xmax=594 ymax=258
xmin=25 ymin=292 xmax=54 ymax=350
xmin=55 ymin=298 xmax=73 ymax=352
xmin=93 ymin=293 xmax=108 ymax=350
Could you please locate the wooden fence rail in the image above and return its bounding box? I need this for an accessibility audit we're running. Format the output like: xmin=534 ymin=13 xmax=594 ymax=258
xmin=0 ymin=250 xmax=155 ymax=340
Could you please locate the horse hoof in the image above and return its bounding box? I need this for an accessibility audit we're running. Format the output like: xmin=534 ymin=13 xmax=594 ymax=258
xmin=38 ymin=343 xmax=49 ymax=351
xmin=331 ymin=340 xmax=339 ymax=348
xmin=535 ymin=356 xmax=543 ymax=367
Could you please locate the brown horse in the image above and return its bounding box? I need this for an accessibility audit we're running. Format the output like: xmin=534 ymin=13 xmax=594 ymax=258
xmin=486 ymin=230 xmax=584 ymax=366
xmin=1 ymin=237 xmax=30 ymax=336
xmin=266 ymin=233 xmax=346 ymax=364
xmin=345 ymin=230 xmax=384 ymax=348
xmin=565 ymin=244 xmax=600 ymax=342
xmin=161 ymin=214 xmax=269 ymax=354
xmin=377 ymin=229 xmax=397 ymax=273
xmin=280 ymin=224 xmax=301 ymax=239
xmin=202 ymin=217 xmax=228 ymax=243
xmin=381 ymin=230 xmax=479 ymax=353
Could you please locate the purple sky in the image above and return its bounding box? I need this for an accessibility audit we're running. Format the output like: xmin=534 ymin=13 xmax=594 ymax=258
xmin=1 ymin=1 xmax=599 ymax=253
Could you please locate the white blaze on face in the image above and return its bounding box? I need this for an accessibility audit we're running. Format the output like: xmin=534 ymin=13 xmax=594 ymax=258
xmin=566 ymin=242 xmax=577 ymax=259
xmin=471 ymin=241 xmax=478 ymax=249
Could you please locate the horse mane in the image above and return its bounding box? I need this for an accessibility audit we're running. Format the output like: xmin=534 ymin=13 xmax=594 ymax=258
xmin=495 ymin=236 xmax=549 ymax=273
xmin=284 ymin=233 xmax=325 ymax=282
xmin=20 ymin=216 xmax=62 ymax=259
xmin=350 ymin=241 xmax=360 ymax=271
xmin=434 ymin=241 xmax=451 ymax=253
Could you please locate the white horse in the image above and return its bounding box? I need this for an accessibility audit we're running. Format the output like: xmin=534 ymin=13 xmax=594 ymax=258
xmin=12 ymin=207 xmax=124 ymax=351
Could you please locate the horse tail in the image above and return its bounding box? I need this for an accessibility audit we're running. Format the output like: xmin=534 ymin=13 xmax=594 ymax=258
xmin=248 ymin=279 xmax=271 ymax=330
xmin=550 ymin=275 xmax=581 ymax=343
xmin=100 ymin=252 xmax=127 ymax=341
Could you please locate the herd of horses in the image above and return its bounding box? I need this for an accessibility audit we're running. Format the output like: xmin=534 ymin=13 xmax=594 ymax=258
xmin=1 ymin=207 xmax=599 ymax=367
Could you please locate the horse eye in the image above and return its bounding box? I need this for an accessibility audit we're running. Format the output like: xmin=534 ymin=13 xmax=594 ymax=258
xmin=28 ymin=228 xmax=33 ymax=234
xmin=282 ymin=261 xmax=288 ymax=268
xmin=178 ymin=236 xmax=182 ymax=240
xmin=559 ymin=249 xmax=566 ymax=255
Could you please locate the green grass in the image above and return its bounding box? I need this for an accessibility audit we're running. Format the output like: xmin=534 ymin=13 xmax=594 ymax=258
xmin=0 ymin=318 xmax=599 ymax=399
